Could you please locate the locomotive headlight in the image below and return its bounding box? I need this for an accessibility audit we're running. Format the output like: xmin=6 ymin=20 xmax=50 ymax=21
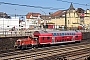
xmin=22 ymin=43 xmax=24 ymax=45
xmin=22 ymin=41 xmax=24 ymax=45
xmin=16 ymin=39 xmax=21 ymax=45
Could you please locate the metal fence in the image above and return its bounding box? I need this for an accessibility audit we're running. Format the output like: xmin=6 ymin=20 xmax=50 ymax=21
xmin=0 ymin=29 xmax=90 ymax=37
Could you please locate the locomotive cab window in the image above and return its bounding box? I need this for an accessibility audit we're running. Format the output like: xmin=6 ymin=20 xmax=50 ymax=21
xmin=33 ymin=37 xmax=38 ymax=40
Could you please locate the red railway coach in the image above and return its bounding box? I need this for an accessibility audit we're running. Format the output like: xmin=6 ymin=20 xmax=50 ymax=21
xmin=14 ymin=30 xmax=82 ymax=49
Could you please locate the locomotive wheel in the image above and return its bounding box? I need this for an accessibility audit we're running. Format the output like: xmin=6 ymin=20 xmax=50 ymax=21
xmin=76 ymin=41 xmax=81 ymax=43
xmin=21 ymin=45 xmax=27 ymax=49
xmin=35 ymin=45 xmax=38 ymax=48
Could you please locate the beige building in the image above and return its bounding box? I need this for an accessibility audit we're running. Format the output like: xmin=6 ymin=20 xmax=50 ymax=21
xmin=49 ymin=3 xmax=90 ymax=29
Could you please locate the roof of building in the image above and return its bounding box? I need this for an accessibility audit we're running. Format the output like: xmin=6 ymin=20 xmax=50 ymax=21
xmin=50 ymin=3 xmax=85 ymax=18
xmin=50 ymin=10 xmax=66 ymax=18
xmin=26 ymin=12 xmax=41 ymax=19
xmin=0 ymin=12 xmax=7 ymax=16
xmin=0 ymin=12 xmax=11 ymax=18
xmin=40 ymin=15 xmax=51 ymax=20
xmin=76 ymin=8 xmax=84 ymax=13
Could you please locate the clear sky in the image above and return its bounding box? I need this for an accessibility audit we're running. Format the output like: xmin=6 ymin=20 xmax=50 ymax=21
xmin=0 ymin=0 xmax=90 ymax=16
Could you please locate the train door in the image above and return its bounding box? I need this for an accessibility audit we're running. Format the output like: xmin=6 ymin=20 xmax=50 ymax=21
xmin=72 ymin=36 xmax=74 ymax=41
xmin=71 ymin=33 xmax=75 ymax=41
xmin=52 ymin=37 xmax=55 ymax=43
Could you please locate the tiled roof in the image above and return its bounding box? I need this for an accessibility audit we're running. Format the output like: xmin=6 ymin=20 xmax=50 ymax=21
xmin=50 ymin=10 xmax=66 ymax=18
xmin=26 ymin=12 xmax=41 ymax=19
xmin=40 ymin=15 xmax=51 ymax=20
xmin=76 ymin=8 xmax=84 ymax=13
xmin=0 ymin=12 xmax=10 ymax=18
xmin=50 ymin=10 xmax=63 ymax=16
xmin=0 ymin=12 xmax=7 ymax=16
xmin=76 ymin=8 xmax=85 ymax=16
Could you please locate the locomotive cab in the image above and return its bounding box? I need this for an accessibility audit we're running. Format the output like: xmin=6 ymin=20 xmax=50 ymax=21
xmin=14 ymin=36 xmax=38 ymax=49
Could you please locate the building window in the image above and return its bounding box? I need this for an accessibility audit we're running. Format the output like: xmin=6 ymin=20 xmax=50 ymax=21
xmin=27 ymin=20 xmax=29 ymax=22
xmin=7 ymin=26 xmax=9 ymax=27
xmin=69 ymin=12 xmax=70 ymax=17
xmin=74 ymin=12 xmax=75 ymax=17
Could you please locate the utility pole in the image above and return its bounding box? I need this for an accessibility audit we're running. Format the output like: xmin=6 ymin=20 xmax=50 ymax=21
xmin=15 ymin=9 xmax=16 ymax=18
xmin=40 ymin=9 xmax=46 ymax=31
xmin=64 ymin=11 xmax=67 ymax=31
xmin=3 ymin=12 xmax=4 ymax=35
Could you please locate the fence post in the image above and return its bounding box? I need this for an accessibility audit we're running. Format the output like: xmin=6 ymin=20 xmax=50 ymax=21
xmin=11 ymin=31 xmax=12 ymax=36
xmin=15 ymin=32 xmax=17 ymax=36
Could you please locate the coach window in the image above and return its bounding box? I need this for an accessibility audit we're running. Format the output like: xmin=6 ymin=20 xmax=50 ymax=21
xmin=60 ymin=33 xmax=61 ymax=36
xmin=72 ymin=33 xmax=73 ymax=35
xmin=62 ymin=33 xmax=64 ymax=36
xmin=70 ymin=33 xmax=71 ymax=35
xmin=76 ymin=36 xmax=78 ymax=38
xmin=65 ymin=33 xmax=67 ymax=35
xmin=53 ymin=33 xmax=56 ymax=36
xmin=47 ymin=37 xmax=50 ymax=40
xmin=67 ymin=33 xmax=69 ymax=35
xmin=57 ymin=33 xmax=59 ymax=36
xmin=69 ymin=33 xmax=70 ymax=35
xmin=42 ymin=37 xmax=44 ymax=40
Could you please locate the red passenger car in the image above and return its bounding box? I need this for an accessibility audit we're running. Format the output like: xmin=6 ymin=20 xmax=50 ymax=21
xmin=33 ymin=30 xmax=82 ymax=44
xmin=14 ymin=30 xmax=82 ymax=49
xmin=33 ymin=31 xmax=52 ymax=44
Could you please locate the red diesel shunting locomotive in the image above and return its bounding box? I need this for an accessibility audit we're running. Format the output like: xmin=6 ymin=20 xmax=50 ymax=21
xmin=14 ymin=30 xmax=82 ymax=49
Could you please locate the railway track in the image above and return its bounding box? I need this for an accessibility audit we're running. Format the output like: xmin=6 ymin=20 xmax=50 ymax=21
xmin=0 ymin=40 xmax=90 ymax=60
xmin=0 ymin=40 xmax=89 ymax=55
xmin=36 ymin=48 xmax=90 ymax=60
xmin=0 ymin=40 xmax=88 ymax=54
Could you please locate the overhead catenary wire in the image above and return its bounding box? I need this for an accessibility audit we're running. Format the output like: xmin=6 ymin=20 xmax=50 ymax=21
xmin=0 ymin=2 xmax=65 ymax=10
xmin=0 ymin=1 xmax=90 ymax=17
xmin=0 ymin=1 xmax=89 ymax=11
xmin=0 ymin=1 xmax=89 ymax=14
xmin=57 ymin=0 xmax=90 ymax=6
